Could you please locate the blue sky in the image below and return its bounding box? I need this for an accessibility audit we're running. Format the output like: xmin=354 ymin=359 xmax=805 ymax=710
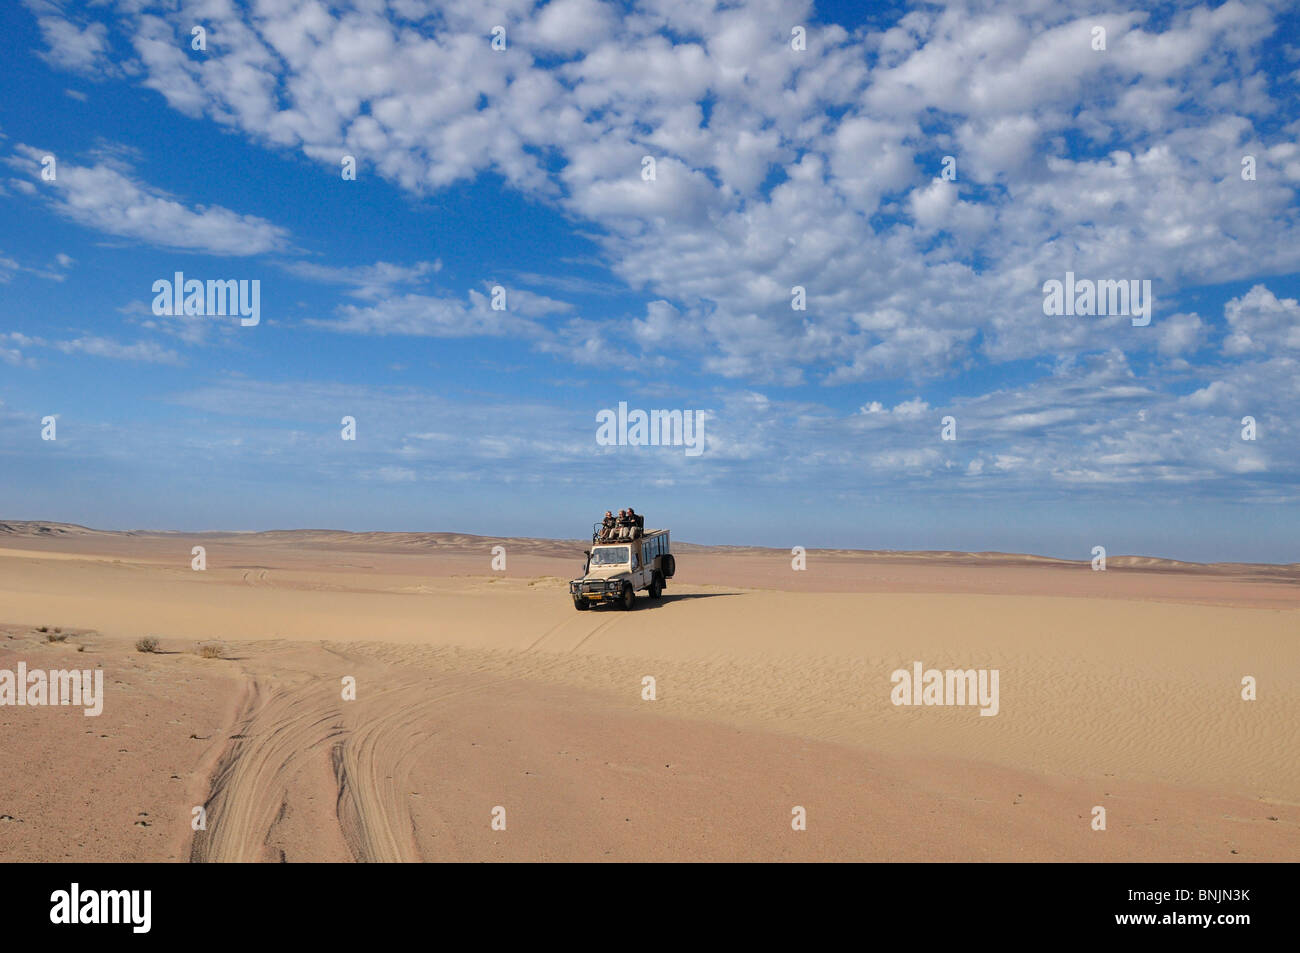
xmin=1 ymin=0 xmax=1298 ymax=562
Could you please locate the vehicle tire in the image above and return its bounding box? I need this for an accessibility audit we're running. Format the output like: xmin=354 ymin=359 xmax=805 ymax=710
xmin=648 ymin=574 xmax=663 ymax=599
xmin=662 ymin=554 xmax=676 ymax=578
xmin=619 ymin=583 xmax=635 ymax=611
xmin=573 ymin=596 xmax=589 ymax=611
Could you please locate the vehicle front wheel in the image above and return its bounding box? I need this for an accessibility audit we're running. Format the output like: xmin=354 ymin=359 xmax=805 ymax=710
xmin=648 ymin=574 xmax=663 ymax=599
xmin=573 ymin=596 xmax=589 ymax=611
xmin=619 ymin=584 xmax=635 ymax=611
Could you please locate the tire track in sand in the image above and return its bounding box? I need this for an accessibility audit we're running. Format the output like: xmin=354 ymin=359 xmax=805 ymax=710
xmin=526 ymin=610 xmax=623 ymax=653
xmin=329 ymin=681 xmax=476 ymax=862
xmin=191 ymin=671 xmax=474 ymax=863
xmin=189 ymin=678 xmax=345 ymax=862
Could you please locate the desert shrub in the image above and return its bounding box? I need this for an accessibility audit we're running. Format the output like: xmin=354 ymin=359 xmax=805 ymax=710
xmin=198 ymin=643 xmax=225 ymax=659
xmin=135 ymin=637 xmax=160 ymax=654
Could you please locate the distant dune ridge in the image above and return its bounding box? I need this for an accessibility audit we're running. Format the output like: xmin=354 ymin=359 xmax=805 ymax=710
xmin=0 ymin=518 xmax=1296 ymax=862
xmin=2 ymin=519 xmax=1296 ymax=574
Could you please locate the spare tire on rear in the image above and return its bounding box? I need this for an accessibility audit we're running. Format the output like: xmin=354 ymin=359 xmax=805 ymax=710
xmin=662 ymin=554 xmax=676 ymax=578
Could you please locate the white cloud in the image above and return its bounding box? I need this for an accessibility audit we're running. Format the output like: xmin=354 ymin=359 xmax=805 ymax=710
xmin=1156 ymin=312 xmax=1206 ymax=357
xmin=891 ymin=397 xmax=930 ymax=418
xmin=54 ymin=336 xmax=182 ymax=365
xmin=9 ymin=145 xmax=290 ymax=256
xmin=33 ymin=10 xmax=114 ymax=75
xmin=21 ymin=0 xmax=1295 ymax=389
xmin=12 ymin=0 xmax=1300 ymax=502
xmin=1 ymin=330 xmax=181 ymax=365
xmin=367 ymin=466 xmax=417 ymax=483
xmin=1223 ymin=285 xmax=1300 ymax=355
xmin=308 ymin=291 xmax=532 ymax=338
xmin=280 ymin=260 xmax=441 ymax=299
xmin=531 ymin=0 xmax=617 ymax=54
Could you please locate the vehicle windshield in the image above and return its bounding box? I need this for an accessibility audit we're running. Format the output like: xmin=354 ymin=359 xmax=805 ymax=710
xmin=590 ymin=546 xmax=630 ymax=566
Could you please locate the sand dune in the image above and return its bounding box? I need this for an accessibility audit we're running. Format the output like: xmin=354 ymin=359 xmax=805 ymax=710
xmin=0 ymin=524 xmax=1295 ymax=861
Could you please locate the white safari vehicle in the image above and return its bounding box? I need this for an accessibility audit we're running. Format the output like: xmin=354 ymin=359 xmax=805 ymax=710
xmin=569 ymin=522 xmax=676 ymax=610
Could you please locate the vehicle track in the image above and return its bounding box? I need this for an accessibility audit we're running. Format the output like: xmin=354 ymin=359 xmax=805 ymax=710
xmin=568 ymin=615 xmax=622 ymax=652
xmin=190 ymin=669 xmax=473 ymax=862
xmin=525 ymin=610 xmax=623 ymax=653
xmin=330 ymin=681 xmax=473 ymax=862
xmin=189 ymin=679 xmax=344 ymax=862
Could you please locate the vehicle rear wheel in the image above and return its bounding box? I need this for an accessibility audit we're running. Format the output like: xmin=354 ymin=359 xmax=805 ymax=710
xmin=619 ymin=583 xmax=635 ymax=611
xmin=573 ymin=596 xmax=589 ymax=611
xmin=648 ymin=574 xmax=663 ymax=599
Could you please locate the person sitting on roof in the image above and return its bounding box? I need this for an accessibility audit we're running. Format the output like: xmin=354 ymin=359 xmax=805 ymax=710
xmin=599 ymin=511 xmax=616 ymax=541
xmin=625 ymin=506 xmax=644 ymax=537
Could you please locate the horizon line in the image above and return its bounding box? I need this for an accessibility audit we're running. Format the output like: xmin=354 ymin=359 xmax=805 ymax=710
xmin=4 ymin=518 xmax=1297 ymax=571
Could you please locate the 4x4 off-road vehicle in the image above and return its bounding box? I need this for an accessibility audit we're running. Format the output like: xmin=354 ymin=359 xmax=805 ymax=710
xmin=569 ymin=523 xmax=675 ymax=610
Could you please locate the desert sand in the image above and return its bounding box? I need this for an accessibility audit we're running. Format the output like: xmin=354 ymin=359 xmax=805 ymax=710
xmin=0 ymin=520 xmax=1296 ymax=862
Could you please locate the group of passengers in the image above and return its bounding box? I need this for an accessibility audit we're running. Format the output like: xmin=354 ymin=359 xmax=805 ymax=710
xmin=598 ymin=507 xmax=644 ymax=541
